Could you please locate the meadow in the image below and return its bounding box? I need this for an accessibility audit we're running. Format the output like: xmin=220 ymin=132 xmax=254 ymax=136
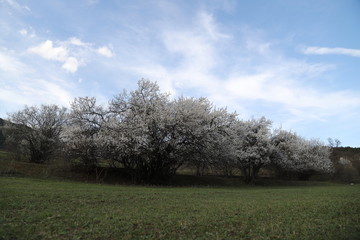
xmin=1 ymin=177 xmax=359 ymax=240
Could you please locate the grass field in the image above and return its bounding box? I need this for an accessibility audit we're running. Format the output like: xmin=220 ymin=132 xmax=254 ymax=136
xmin=1 ymin=177 xmax=359 ymax=240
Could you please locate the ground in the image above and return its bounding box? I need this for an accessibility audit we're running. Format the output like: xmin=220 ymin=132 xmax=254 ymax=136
xmin=1 ymin=177 xmax=359 ymax=240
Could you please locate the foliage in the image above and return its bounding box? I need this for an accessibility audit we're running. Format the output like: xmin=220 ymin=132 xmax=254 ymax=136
xmin=271 ymin=130 xmax=334 ymax=180
xmin=62 ymin=97 xmax=105 ymax=168
xmin=104 ymin=80 xmax=179 ymax=182
xmin=232 ymin=117 xmax=273 ymax=183
xmin=64 ymin=80 xmax=239 ymax=183
xmin=6 ymin=80 xmax=334 ymax=184
xmin=174 ymin=97 xmax=237 ymax=176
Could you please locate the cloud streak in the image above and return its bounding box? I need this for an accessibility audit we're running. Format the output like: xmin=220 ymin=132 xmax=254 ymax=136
xmin=303 ymin=46 xmax=360 ymax=58
xmin=4 ymin=0 xmax=30 ymax=12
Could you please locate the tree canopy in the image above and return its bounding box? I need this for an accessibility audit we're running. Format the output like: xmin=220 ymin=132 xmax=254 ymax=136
xmin=5 ymin=79 xmax=334 ymax=183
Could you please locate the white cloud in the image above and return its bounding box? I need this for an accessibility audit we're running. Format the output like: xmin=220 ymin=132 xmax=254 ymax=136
xmin=28 ymin=40 xmax=82 ymax=73
xmin=28 ymin=40 xmax=68 ymax=61
xmin=68 ymin=37 xmax=89 ymax=47
xmin=62 ymin=57 xmax=80 ymax=73
xmin=19 ymin=29 xmax=27 ymax=36
xmin=97 ymin=46 xmax=114 ymax=57
xmin=303 ymin=46 xmax=360 ymax=58
xmin=165 ymin=32 xmax=214 ymax=67
xmin=225 ymin=71 xmax=360 ymax=112
xmin=120 ymin=28 xmax=217 ymax=96
xmin=225 ymin=73 xmax=271 ymax=100
xmin=18 ymin=26 xmax=36 ymax=38
xmin=27 ymin=38 xmax=114 ymax=72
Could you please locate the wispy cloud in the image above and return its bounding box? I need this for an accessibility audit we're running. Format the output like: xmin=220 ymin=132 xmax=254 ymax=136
xmin=68 ymin=37 xmax=89 ymax=47
xmin=17 ymin=26 xmax=36 ymax=38
xmin=225 ymin=71 xmax=360 ymax=111
xmin=118 ymin=9 xmax=360 ymax=124
xmin=0 ymin=50 xmax=29 ymax=74
xmin=4 ymin=0 xmax=30 ymax=12
xmin=0 ymin=49 xmax=74 ymax=115
xmin=85 ymin=0 xmax=98 ymax=5
xmin=303 ymin=46 xmax=360 ymax=58
xmin=1 ymin=0 xmax=359 ymax=145
xmin=27 ymin=38 xmax=114 ymax=73
xmin=198 ymin=11 xmax=230 ymax=40
xmin=19 ymin=29 xmax=27 ymax=36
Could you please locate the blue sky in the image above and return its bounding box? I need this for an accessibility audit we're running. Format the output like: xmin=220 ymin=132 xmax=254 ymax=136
xmin=1 ymin=0 xmax=360 ymax=146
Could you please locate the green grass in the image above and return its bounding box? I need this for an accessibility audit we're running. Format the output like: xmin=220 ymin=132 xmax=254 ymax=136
xmin=1 ymin=177 xmax=359 ymax=240
xmin=0 ymin=150 xmax=8 ymax=158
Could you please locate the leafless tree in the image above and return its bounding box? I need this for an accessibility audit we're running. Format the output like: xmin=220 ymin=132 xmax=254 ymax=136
xmin=7 ymin=105 xmax=67 ymax=163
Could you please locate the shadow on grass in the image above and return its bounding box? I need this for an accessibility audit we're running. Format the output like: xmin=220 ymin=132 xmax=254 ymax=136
xmin=0 ymin=152 xmax=353 ymax=188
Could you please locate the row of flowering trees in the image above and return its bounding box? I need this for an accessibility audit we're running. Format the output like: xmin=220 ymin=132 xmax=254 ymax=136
xmin=6 ymin=80 xmax=334 ymax=183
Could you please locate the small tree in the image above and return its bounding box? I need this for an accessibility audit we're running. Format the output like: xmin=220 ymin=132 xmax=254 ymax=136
xmin=105 ymin=80 xmax=178 ymax=183
xmin=297 ymin=139 xmax=333 ymax=180
xmin=62 ymin=97 xmax=106 ymax=168
xmin=270 ymin=129 xmax=302 ymax=178
xmin=6 ymin=104 xmax=66 ymax=163
xmin=327 ymin=137 xmax=341 ymax=148
xmin=233 ymin=117 xmax=273 ymax=184
xmin=271 ymin=130 xmax=334 ymax=180
xmin=62 ymin=97 xmax=113 ymax=182
xmin=173 ymin=97 xmax=237 ymax=176
xmin=102 ymin=80 xmax=238 ymax=183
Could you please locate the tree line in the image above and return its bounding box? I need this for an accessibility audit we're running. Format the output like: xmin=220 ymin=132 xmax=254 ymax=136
xmin=4 ymin=80 xmax=334 ymax=184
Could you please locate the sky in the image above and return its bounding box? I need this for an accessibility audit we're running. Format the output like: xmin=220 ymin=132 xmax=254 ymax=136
xmin=1 ymin=0 xmax=360 ymax=147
